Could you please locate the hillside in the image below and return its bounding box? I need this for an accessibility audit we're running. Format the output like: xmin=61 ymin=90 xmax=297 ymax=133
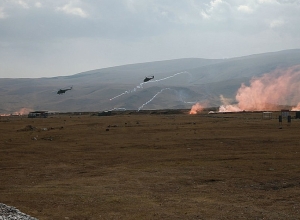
xmin=0 ymin=49 xmax=300 ymax=114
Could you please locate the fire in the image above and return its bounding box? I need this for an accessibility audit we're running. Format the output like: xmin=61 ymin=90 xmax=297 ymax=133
xmin=0 ymin=108 xmax=33 ymax=116
xmin=13 ymin=108 xmax=33 ymax=115
xmin=219 ymin=65 xmax=300 ymax=112
xmin=0 ymin=114 xmax=10 ymax=116
xmin=291 ymin=103 xmax=300 ymax=111
xmin=189 ymin=103 xmax=204 ymax=114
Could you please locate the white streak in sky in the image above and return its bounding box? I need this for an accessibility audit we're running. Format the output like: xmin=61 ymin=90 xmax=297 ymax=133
xmin=110 ymin=71 xmax=189 ymax=101
xmin=109 ymin=107 xmax=127 ymax=111
xmin=138 ymin=88 xmax=171 ymax=111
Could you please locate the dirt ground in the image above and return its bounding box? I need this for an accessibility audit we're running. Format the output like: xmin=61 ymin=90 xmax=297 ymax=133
xmin=1 ymin=111 xmax=300 ymax=220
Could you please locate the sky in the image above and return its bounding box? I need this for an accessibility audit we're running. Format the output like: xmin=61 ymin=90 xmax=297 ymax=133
xmin=0 ymin=0 xmax=300 ymax=78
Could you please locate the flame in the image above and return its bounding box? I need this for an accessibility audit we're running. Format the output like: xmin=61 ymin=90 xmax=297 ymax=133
xmin=219 ymin=65 xmax=300 ymax=112
xmin=189 ymin=103 xmax=204 ymax=114
xmin=0 ymin=114 xmax=10 ymax=116
xmin=291 ymin=103 xmax=300 ymax=111
xmin=13 ymin=108 xmax=33 ymax=115
xmin=1 ymin=108 xmax=33 ymax=116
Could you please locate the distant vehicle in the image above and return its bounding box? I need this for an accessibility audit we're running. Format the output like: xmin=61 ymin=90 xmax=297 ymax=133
xmin=28 ymin=111 xmax=48 ymax=118
xmin=143 ymin=76 xmax=154 ymax=82
xmin=57 ymin=86 xmax=73 ymax=95
xmin=98 ymin=111 xmax=112 ymax=116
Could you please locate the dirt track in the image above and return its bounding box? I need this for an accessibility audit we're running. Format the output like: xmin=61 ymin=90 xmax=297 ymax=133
xmin=1 ymin=111 xmax=300 ymax=219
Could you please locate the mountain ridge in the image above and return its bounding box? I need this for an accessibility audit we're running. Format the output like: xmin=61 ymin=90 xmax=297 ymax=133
xmin=1 ymin=49 xmax=300 ymax=114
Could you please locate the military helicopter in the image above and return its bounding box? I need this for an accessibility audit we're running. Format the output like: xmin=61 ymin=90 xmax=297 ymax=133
xmin=143 ymin=76 xmax=154 ymax=82
xmin=57 ymin=86 xmax=73 ymax=95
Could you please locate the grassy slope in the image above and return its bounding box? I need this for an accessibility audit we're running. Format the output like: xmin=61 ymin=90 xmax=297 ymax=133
xmin=0 ymin=49 xmax=300 ymax=113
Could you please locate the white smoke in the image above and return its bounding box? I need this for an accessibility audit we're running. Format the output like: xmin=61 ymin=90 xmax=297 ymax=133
xmin=138 ymin=88 xmax=171 ymax=111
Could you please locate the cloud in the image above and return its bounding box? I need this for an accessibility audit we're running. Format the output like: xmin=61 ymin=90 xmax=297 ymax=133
xmin=0 ymin=7 xmax=6 ymax=19
xmin=35 ymin=2 xmax=42 ymax=8
xmin=56 ymin=1 xmax=88 ymax=18
xmin=0 ymin=0 xmax=300 ymax=78
xmin=237 ymin=5 xmax=253 ymax=14
xmin=211 ymin=0 xmax=223 ymax=8
xmin=270 ymin=18 xmax=285 ymax=28
xmin=16 ymin=0 xmax=29 ymax=9
xmin=201 ymin=0 xmax=227 ymax=19
xmin=277 ymin=0 xmax=299 ymax=4
xmin=258 ymin=0 xmax=277 ymax=3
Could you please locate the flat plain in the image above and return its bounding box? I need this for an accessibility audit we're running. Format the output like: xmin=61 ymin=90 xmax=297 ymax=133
xmin=1 ymin=111 xmax=300 ymax=220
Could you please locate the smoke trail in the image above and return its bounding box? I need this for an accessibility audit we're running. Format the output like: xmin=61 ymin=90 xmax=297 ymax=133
xmin=183 ymin=101 xmax=198 ymax=104
xmin=109 ymin=108 xmax=127 ymax=111
xmin=218 ymin=65 xmax=300 ymax=112
xmin=110 ymin=71 xmax=189 ymax=101
xmin=138 ymin=88 xmax=172 ymax=111
xmin=138 ymin=87 xmax=200 ymax=112
xmin=175 ymin=90 xmax=198 ymax=104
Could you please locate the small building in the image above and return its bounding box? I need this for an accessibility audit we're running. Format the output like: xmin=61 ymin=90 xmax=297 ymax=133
xmin=281 ymin=109 xmax=290 ymax=118
xmin=98 ymin=111 xmax=112 ymax=116
xmin=262 ymin=112 xmax=272 ymax=119
xmin=28 ymin=111 xmax=48 ymax=118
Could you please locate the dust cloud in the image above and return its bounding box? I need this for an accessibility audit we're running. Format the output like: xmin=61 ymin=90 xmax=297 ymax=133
xmin=189 ymin=103 xmax=204 ymax=114
xmin=1 ymin=107 xmax=33 ymax=116
xmin=189 ymin=65 xmax=300 ymax=114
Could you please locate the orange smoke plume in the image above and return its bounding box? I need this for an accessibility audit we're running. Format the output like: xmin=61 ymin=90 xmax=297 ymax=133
xmin=219 ymin=66 xmax=300 ymax=112
xmin=219 ymin=95 xmax=242 ymax=113
xmin=1 ymin=108 xmax=33 ymax=116
xmin=291 ymin=103 xmax=300 ymax=111
xmin=189 ymin=103 xmax=204 ymax=114
xmin=13 ymin=108 xmax=33 ymax=115
xmin=0 ymin=114 xmax=10 ymax=116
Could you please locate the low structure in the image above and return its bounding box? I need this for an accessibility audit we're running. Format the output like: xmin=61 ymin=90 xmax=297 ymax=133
xmin=98 ymin=111 xmax=112 ymax=116
xmin=28 ymin=111 xmax=48 ymax=118
xmin=281 ymin=109 xmax=290 ymax=118
xmin=262 ymin=112 xmax=272 ymax=119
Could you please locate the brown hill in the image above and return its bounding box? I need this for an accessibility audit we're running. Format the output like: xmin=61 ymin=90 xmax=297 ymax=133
xmin=1 ymin=49 xmax=300 ymax=114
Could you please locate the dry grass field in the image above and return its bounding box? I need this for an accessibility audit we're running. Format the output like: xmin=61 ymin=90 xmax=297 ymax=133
xmin=1 ymin=111 xmax=300 ymax=220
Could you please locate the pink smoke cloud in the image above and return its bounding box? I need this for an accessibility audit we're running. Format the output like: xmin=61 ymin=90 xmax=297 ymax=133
xmin=291 ymin=103 xmax=300 ymax=111
xmin=0 ymin=108 xmax=33 ymax=116
xmin=219 ymin=65 xmax=300 ymax=112
xmin=189 ymin=103 xmax=204 ymax=114
xmin=13 ymin=108 xmax=33 ymax=115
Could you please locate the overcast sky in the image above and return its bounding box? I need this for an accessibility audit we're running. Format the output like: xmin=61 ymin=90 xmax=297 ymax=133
xmin=0 ymin=0 xmax=299 ymax=78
